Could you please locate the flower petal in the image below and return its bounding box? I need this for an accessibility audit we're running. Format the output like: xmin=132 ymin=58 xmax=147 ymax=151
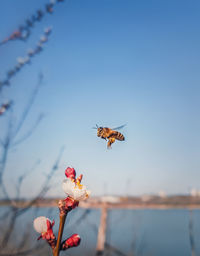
xmin=33 ymin=216 xmax=49 ymax=233
xmin=72 ymin=186 xmax=88 ymax=200
xmin=62 ymin=178 xmax=90 ymax=201
xmin=62 ymin=178 xmax=76 ymax=197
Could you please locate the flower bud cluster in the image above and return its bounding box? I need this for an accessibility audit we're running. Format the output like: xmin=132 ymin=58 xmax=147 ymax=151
xmin=33 ymin=217 xmax=81 ymax=251
xmin=59 ymin=167 xmax=90 ymax=214
xmin=62 ymin=167 xmax=90 ymax=201
xmin=33 ymin=166 xmax=90 ymax=254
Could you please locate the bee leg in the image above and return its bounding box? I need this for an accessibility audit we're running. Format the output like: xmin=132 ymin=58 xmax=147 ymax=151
xmin=107 ymin=138 xmax=115 ymax=149
xmin=107 ymin=141 xmax=112 ymax=149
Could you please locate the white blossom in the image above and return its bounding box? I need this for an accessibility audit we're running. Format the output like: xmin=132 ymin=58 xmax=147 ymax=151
xmin=62 ymin=178 xmax=90 ymax=201
xmin=17 ymin=57 xmax=25 ymax=65
xmin=33 ymin=216 xmax=50 ymax=233
xmin=44 ymin=27 xmax=52 ymax=35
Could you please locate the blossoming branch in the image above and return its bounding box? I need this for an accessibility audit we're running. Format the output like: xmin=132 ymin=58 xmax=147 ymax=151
xmin=33 ymin=167 xmax=90 ymax=256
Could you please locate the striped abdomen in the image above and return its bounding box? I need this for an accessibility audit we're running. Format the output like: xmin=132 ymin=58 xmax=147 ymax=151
xmin=115 ymin=131 xmax=125 ymax=141
xmin=109 ymin=131 xmax=125 ymax=141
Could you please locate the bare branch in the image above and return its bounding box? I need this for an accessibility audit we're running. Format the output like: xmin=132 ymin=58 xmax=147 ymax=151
xmin=0 ymin=244 xmax=45 ymax=256
xmin=17 ymin=222 xmax=33 ymax=250
xmin=0 ymin=114 xmax=13 ymax=187
xmin=12 ymin=73 xmax=43 ymax=140
xmin=12 ymin=114 xmax=44 ymax=146
xmin=0 ymin=146 xmax=64 ymax=250
xmin=0 ymin=207 xmax=13 ymax=220
xmin=0 ymin=75 xmax=43 ymax=201
xmin=0 ymin=101 xmax=13 ymax=117
xmin=0 ymin=2 xmax=67 ymax=255
xmin=17 ymin=146 xmax=65 ymax=215
xmin=14 ymin=159 xmax=41 ymax=199
xmin=1 ymin=208 xmax=18 ymax=249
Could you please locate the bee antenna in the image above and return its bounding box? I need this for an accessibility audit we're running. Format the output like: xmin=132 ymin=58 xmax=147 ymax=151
xmin=96 ymin=124 xmax=98 ymax=128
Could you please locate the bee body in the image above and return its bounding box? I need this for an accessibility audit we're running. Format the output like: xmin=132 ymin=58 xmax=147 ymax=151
xmin=97 ymin=126 xmax=125 ymax=148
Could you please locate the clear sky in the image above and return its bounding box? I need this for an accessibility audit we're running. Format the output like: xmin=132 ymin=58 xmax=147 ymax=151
xmin=0 ymin=0 xmax=200 ymax=198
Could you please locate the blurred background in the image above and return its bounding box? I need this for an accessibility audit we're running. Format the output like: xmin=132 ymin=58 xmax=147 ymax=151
xmin=0 ymin=0 xmax=200 ymax=255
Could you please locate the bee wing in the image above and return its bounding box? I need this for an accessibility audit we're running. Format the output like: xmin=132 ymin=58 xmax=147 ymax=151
xmin=92 ymin=124 xmax=99 ymax=129
xmin=111 ymin=124 xmax=126 ymax=130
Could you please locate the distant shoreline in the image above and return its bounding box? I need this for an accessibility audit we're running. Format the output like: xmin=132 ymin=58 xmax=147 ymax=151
xmin=1 ymin=195 xmax=200 ymax=209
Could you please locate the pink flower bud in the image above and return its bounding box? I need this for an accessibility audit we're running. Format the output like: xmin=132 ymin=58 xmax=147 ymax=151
xmin=33 ymin=217 xmax=56 ymax=249
xmin=65 ymin=167 xmax=76 ymax=180
xmin=65 ymin=197 xmax=79 ymax=210
xmin=61 ymin=234 xmax=81 ymax=250
xmin=10 ymin=30 xmax=22 ymax=40
xmin=58 ymin=197 xmax=79 ymax=215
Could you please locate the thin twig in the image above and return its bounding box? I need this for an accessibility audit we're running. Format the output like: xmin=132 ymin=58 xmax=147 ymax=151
xmin=12 ymin=73 xmax=43 ymax=140
xmin=0 ymin=244 xmax=45 ymax=256
xmin=12 ymin=114 xmax=44 ymax=146
xmin=1 ymin=208 xmax=18 ymax=249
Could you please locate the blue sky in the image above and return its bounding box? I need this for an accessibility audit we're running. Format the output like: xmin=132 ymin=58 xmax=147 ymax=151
xmin=0 ymin=0 xmax=200 ymax=198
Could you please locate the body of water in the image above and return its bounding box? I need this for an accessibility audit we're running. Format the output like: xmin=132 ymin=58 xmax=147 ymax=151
xmin=0 ymin=206 xmax=200 ymax=256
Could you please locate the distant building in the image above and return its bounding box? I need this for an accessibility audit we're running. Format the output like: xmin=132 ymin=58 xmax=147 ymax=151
xmin=158 ymin=190 xmax=167 ymax=198
xmin=100 ymin=196 xmax=121 ymax=203
xmin=190 ymin=188 xmax=200 ymax=197
xmin=141 ymin=195 xmax=154 ymax=202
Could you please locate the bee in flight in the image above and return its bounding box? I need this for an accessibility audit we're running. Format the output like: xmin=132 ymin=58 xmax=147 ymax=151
xmin=93 ymin=124 xmax=126 ymax=149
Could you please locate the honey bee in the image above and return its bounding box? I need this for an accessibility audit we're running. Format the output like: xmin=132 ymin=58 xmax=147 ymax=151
xmin=93 ymin=124 xmax=126 ymax=148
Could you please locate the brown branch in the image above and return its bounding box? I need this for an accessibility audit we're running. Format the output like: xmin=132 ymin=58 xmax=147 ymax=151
xmin=53 ymin=214 xmax=67 ymax=256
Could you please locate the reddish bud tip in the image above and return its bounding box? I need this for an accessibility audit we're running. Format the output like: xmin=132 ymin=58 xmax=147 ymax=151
xmin=65 ymin=197 xmax=79 ymax=210
xmin=61 ymin=234 xmax=81 ymax=250
xmin=58 ymin=197 xmax=79 ymax=215
xmin=65 ymin=167 xmax=76 ymax=180
xmin=46 ymin=219 xmax=52 ymax=230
